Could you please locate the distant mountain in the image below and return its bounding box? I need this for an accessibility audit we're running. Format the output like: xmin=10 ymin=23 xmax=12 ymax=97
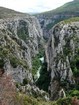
xmin=36 ymin=0 xmax=79 ymax=39
xmin=38 ymin=0 xmax=79 ymax=16
xmin=0 ymin=7 xmax=29 ymax=18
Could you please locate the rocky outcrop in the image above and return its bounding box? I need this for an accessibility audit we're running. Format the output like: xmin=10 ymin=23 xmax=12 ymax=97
xmin=0 ymin=8 xmax=43 ymax=85
xmin=45 ymin=21 xmax=79 ymax=100
xmin=0 ymin=7 xmax=52 ymax=102
xmin=18 ymin=84 xmax=49 ymax=101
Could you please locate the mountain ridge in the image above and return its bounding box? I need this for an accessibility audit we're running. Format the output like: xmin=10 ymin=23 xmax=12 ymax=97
xmin=0 ymin=6 xmax=30 ymax=19
xmin=35 ymin=0 xmax=79 ymax=39
xmin=36 ymin=0 xmax=79 ymax=16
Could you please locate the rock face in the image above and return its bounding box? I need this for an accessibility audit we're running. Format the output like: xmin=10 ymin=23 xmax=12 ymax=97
xmin=18 ymin=84 xmax=49 ymax=101
xmin=0 ymin=8 xmax=43 ymax=84
xmin=45 ymin=21 xmax=79 ymax=100
xmin=37 ymin=14 xmax=76 ymax=39
xmin=0 ymin=7 xmax=50 ymax=103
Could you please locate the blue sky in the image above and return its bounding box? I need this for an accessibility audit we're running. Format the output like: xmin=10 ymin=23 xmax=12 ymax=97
xmin=0 ymin=0 xmax=73 ymax=13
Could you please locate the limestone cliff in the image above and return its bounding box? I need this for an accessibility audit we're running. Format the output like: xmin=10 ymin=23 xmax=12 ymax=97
xmin=0 ymin=7 xmax=50 ymax=103
xmin=45 ymin=18 xmax=79 ymax=100
xmin=0 ymin=7 xmax=43 ymax=84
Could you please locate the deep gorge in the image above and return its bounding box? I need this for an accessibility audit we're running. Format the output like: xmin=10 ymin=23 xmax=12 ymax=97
xmin=1 ymin=1 xmax=79 ymax=104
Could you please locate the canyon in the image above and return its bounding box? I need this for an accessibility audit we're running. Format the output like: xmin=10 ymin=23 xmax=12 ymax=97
xmin=0 ymin=0 xmax=79 ymax=105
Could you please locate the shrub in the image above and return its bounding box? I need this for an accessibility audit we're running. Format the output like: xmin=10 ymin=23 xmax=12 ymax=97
xmin=70 ymin=56 xmax=79 ymax=77
xmin=69 ymin=90 xmax=79 ymax=98
xmin=10 ymin=56 xmax=19 ymax=68
xmin=23 ymin=78 xmax=28 ymax=85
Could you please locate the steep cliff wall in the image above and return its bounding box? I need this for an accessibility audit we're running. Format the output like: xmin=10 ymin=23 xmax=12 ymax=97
xmin=0 ymin=10 xmax=43 ymax=84
xmin=45 ymin=19 xmax=79 ymax=100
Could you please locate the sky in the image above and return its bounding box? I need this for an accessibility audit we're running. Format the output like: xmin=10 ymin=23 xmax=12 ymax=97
xmin=0 ymin=0 xmax=73 ymax=13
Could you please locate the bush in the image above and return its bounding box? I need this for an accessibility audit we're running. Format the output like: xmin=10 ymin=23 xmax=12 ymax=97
xmin=23 ymin=78 xmax=28 ymax=85
xmin=10 ymin=56 xmax=19 ymax=68
xmin=69 ymin=90 xmax=79 ymax=98
xmin=70 ymin=56 xmax=79 ymax=77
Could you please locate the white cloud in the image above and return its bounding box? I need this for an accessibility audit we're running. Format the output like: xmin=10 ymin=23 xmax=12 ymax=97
xmin=0 ymin=0 xmax=73 ymax=13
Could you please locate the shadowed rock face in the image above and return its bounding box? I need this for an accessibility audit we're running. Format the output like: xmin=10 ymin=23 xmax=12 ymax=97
xmin=45 ymin=21 xmax=79 ymax=100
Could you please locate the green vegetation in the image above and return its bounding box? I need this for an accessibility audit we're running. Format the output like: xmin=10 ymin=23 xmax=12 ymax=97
xmin=36 ymin=62 xmax=51 ymax=92
xmin=0 ymin=7 xmax=27 ymax=19
xmin=9 ymin=56 xmax=19 ymax=68
xmin=0 ymin=47 xmax=9 ymax=58
xmin=17 ymin=21 xmax=29 ymax=41
xmin=0 ymin=46 xmax=10 ymax=68
xmin=60 ymin=17 xmax=79 ymax=24
xmin=36 ymin=0 xmax=79 ymax=31
xmin=0 ymin=58 xmax=4 ymax=68
xmin=70 ymin=55 xmax=79 ymax=77
xmin=32 ymin=49 xmax=44 ymax=76
xmin=15 ymin=93 xmax=75 ymax=105
xmin=56 ymin=97 xmax=72 ymax=105
xmin=46 ymin=18 xmax=65 ymax=30
xmin=32 ymin=54 xmax=41 ymax=76
xmin=0 ymin=36 xmax=28 ymax=70
xmin=63 ymin=38 xmax=72 ymax=56
xmin=16 ymin=78 xmax=29 ymax=86
xmin=9 ymin=54 xmax=28 ymax=69
xmin=46 ymin=22 xmax=54 ymax=30
xmin=23 ymin=78 xmax=28 ymax=85
xmin=68 ymin=89 xmax=79 ymax=98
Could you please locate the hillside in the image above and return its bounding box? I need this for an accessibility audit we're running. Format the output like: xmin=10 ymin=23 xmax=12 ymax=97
xmin=38 ymin=0 xmax=79 ymax=16
xmin=0 ymin=7 xmax=30 ymax=19
xmin=36 ymin=0 xmax=79 ymax=39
